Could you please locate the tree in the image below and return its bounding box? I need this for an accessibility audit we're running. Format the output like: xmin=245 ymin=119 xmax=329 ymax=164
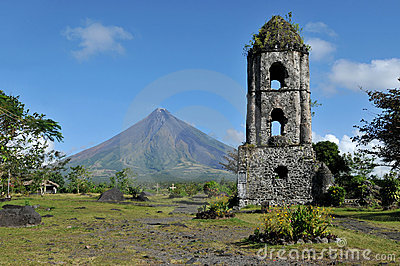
xmin=343 ymin=152 xmax=376 ymax=179
xmin=340 ymin=152 xmax=378 ymax=201
xmin=310 ymin=99 xmax=322 ymax=117
xmin=353 ymin=79 xmax=400 ymax=170
xmin=67 ymin=165 xmax=92 ymax=194
xmin=312 ymin=141 xmax=349 ymax=177
xmin=114 ymin=168 xmax=134 ymax=193
xmin=219 ymin=149 xmax=238 ymax=174
xmin=0 ymin=90 xmax=63 ymax=196
xmin=379 ymin=172 xmax=400 ymax=207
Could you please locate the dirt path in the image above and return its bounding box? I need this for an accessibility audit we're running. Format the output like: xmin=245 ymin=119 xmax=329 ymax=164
xmin=171 ymin=194 xmax=208 ymax=214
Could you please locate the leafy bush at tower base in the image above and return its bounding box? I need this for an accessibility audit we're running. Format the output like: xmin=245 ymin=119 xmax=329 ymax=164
xmin=249 ymin=205 xmax=336 ymax=245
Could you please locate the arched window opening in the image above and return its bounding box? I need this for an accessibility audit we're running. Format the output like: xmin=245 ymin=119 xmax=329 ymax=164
xmin=271 ymin=121 xmax=281 ymax=136
xmin=271 ymin=80 xmax=281 ymax=90
xmin=274 ymin=165 xmax=288 ymax=179
xmin=269 ymin=62 xmax=288 ymax=89
xmin=270 ymin=108 xmax=287 ymax=136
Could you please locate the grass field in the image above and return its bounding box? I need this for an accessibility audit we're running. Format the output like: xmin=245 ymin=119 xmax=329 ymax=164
xmin=0 ymin=193 xmax=399 ymax=264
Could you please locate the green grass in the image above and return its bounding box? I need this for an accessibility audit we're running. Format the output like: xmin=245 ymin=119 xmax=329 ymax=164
xmin=0 ymin=194 xmax=399 ymax=264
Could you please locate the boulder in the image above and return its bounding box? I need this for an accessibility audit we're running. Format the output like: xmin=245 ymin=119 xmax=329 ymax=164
xmin=132 ymin=192 xmax=149 ymax=201
xmin=98 ymin=188 xmax=125 ymax=202
xmin=0 ymin=205 xmax=41 ymax=227
xmin=312 ymin=163 xmax=334 ymax=202
xmin=141 ymin=191 xmax=154 ymax=197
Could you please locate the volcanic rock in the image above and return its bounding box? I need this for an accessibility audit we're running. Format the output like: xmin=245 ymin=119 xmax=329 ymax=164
xmin=0 ymin=205 xmax=41 ymax=227
xmin=98 ymin=187 xmax=125 ymax=202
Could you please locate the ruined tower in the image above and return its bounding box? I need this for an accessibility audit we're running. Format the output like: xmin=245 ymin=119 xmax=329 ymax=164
xmin=237 ymin=16 xmax=317 ymax=206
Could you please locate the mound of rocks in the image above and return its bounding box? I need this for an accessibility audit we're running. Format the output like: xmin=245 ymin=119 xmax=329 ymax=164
xmin=141 ymin=191 xmax=154 ymax=197
xmin=0 ymin=205 xmax=41 ymax=227
xmin=132 ymin=192 xmax=149 ymax=201
xmin=98 ymin=188 xmax=125 ymax=202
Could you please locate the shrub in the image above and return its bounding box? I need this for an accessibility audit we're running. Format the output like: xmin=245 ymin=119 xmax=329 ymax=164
xmin=203 ymin=181 xmax=220 ymax=197
xmin=90 ymin=182 xmax=109 ymax=194
xmin=326 ymin=186 xmax=346 ymax=206
xmin=182 ymin=183 xmax=201 ymax=196
xmin=380 ymin=172 xmax=400 ymax=208
xmin=250 ymin=205 xmax=335 ymax=244
xmin=169 ymin=183 xmax=188 ymax=198
xmin=195 ymin=196 xmax=235 ymax=219
xmin=128 ymin=185 xmax=142 ymax=198
xmin=220 ymin=181 xmax=237 ymax=196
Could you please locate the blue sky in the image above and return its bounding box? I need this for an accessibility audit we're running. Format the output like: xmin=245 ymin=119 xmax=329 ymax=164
xmin=1 ymin=0 xmax=399 ymax=161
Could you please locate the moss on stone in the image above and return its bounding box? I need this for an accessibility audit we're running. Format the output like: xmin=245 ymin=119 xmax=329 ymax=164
xmin=245 ymin=14 xmax=310 ymax=54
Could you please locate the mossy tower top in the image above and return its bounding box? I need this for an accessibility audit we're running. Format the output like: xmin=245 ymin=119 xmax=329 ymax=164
xmin=248 ymin=15 xmax=309 ymax=54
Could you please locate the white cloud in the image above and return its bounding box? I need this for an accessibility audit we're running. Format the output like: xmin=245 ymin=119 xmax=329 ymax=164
xmin=223 ymin=128 xmax=244 ymax=146
xmin=329 ymin=58 xmax=400 ymax=91
xmin=64 ymin=19 xmax=133 ymax=60
xmin=307 ymin=38 xmax=336 ymax=61
xmin=312 ymin=131 xmax=391 ymax=177
xmin=312 ymin=132 xmax=356 ymax=154
xmin=305 ymin=22 xmax=337 ymax=37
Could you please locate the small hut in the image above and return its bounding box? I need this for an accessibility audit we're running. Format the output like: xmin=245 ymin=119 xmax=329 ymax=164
xmin=23 ymin=180 xmax=60 ymax=194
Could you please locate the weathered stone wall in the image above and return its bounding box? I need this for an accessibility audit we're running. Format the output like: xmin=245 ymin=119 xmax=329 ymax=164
xmin=238 ymin=144 xmax=317 ymax=207
xmin=239 ymin=17 xmax=317 ymax=207
xmin=246 ymin=50 xmax=312 ymax=146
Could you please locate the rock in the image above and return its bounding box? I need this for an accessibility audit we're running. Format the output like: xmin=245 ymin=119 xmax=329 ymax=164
xmin=141 ymin=191 xmax=154 ymax=197
xmin=307 ymin=240 xmax=313 ymax=244
xmin=296 ymin=239 xmax=305 ymax=244
xmin=312 ymin=163 xmax=334 ymax=202
xmin=98 ymin=188 xmax=125 ymax=202
xmin=313 ymin=236 xmax=322 ymax=243
xmin=132 ymin=192 xmax=149 ymax=202
xmin=278 ymin=238 xmax=286 ymax=245
xmin=0 ymin=205 xmax=41 ymax=227
xmin=321 ymin=237 xmax=329 ymax=243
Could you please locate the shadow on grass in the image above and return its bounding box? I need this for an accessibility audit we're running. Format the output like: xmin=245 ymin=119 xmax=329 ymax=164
xmin=234 ymin=238 xmax=265 ymax=250
xmin=337 ymin=208 xmax=400 ymax=222
xmin=175 ymin=200 xmax=205 ymax=206
xmin=351 ymin=210 xmax=400 ymax=222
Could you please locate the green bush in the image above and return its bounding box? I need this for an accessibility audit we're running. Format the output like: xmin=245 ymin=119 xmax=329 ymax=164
xmin=168 ymin=183 xmax=187 ymax=198
xmin=326 ymin=186 xmax=346 ymax=206
xmin=251 ymin=205 xmax=335 ymax=244
xmin=203 ymin=181 xmax=220 ymax=197
xmin=128 ymin=185 xmax=142 ymax=198
xmin=195 ymin=196 xmax=234 ymax=219
xmin=380 ymin=172 xmax=400 ymax=208
xmin=182 ymin=183 xmax=201 ymax=196
xmin=90 ymin=182 xmax=109 ymax=194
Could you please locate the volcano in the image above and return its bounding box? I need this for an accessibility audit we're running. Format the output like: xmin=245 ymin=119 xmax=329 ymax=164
xmin=68 ymin=108 xmax=235 ymax=182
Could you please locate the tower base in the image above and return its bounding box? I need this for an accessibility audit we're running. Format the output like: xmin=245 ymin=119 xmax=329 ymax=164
xmin=237 ymin=144 xmax=317 ymax=207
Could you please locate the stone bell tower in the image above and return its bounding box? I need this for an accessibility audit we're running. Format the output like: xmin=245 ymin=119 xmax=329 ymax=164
xmin=237 ymin=16 xmax=317 ymax=207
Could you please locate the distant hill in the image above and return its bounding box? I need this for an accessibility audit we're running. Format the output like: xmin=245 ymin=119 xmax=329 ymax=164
xmin=68 ymin=108 xmax=235 ymax=183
